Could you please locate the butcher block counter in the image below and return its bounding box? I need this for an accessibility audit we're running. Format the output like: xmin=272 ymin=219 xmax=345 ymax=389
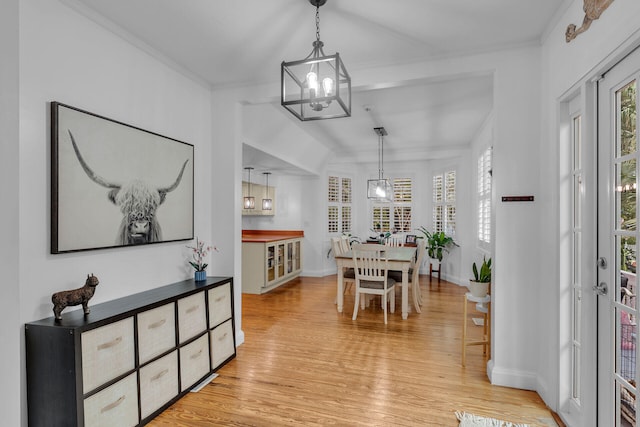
xmin=242 ymin=230 xmax=303 ymax=294
xmin=242 ymin=230 xmax=304 ymax=243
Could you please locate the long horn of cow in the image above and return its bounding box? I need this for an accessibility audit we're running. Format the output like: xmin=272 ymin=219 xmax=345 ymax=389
xmin=158 ymin=159 xmax=189 ymax=199
xmin=68 ymin=130 xmax=121 ymax=189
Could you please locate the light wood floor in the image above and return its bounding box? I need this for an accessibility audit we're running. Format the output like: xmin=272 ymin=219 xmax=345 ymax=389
xmin=149 ymin=275 xmax=559 ymax=426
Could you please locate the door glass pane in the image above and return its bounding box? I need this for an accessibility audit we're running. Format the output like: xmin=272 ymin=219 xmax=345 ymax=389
xmin=574 ymin=115 xmax=582 ymax=169
xmin=620 ymin=235 xmax=637 ymax=310
xmin=617 ymin=160 xmax=637 ymax=232
xmin=619 ymin=376 xmax=637 ymax=426
xmin=573 ymin=345 xmax=581 ymax=399
xmin=617 ymin=81 xmax=637 ymax=158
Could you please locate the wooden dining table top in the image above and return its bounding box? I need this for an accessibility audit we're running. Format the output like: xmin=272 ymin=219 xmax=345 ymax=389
xmin=334 ymin=246 xmax=416 ymax=262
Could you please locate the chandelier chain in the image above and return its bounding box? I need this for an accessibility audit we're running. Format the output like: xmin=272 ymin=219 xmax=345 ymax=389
xmin=315 ymin=5 xmax=321 ymax=42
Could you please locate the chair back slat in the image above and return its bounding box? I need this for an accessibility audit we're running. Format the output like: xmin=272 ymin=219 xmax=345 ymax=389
xmin=339 ymin=235 xmax=351 ymax=253
xmin=331 ymin=237 xmax=343 ymax=257
xmin=385 ymin=234 xmax=405 ymax=247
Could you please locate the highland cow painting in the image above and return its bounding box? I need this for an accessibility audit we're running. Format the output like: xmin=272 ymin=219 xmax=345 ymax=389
xmin=51 ymin=102 xmax=194 ymax=253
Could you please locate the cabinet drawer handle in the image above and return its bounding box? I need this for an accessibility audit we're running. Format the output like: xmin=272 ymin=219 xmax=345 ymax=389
xmin=217 ymin=332 xmax=228 ymax=342
xmin=100 ymin=395 xmax=125 ymax=413
xmin=151 ymin=368 xmax=169 ymax=382
xmin=96 ymin=336 xmax=122 ymax=351
xmin=214 ymin=295 xmax=225 ymax=303
xmin=190 ymin=349 xmax=203 ymax=360
xmin=147 ymin=318 xmax=166 ymax=329
xmin=186 ymin=305 xmax=199 ymax=314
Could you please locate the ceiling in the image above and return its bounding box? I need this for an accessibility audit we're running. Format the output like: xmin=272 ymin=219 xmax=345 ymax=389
xmin=69 ymin=0 xmax=569 ymax=175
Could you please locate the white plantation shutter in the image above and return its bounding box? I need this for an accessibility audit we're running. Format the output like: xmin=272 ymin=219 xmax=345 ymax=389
xmin=433 ymin=171 xmax=456 ymax=234
xmin=328 ymin=206 xmax=338 ymax=233
xmin=371 ymin=177 xmax=413 ymax=232
xmin=342 ymin=206 xmax=351 ymax=234
xmin=392 ymin=177 xmax=412 ymax=232
xmin=372 ymin=206 xmax=391 ymax=232
xmin=393 ymin=178 xmax=412 ymax=203
xmin=477 ymin=148 xmax=492 ymax=245
xmin=328 ymin=175 xmax=351 ymax=234
xmin=328 ymin=176 xmax=339 ymax=203
xmin=433 ymin=175 xmax=443 ymax=203
xmin=393 ymin=206 xmax=412 ymax=232
xmin=341 ymin=178 xmax=352 ymax=203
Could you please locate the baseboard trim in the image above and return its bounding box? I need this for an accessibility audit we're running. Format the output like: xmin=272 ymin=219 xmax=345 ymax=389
xmin=488 ymin=361 xmax=537 ymax=391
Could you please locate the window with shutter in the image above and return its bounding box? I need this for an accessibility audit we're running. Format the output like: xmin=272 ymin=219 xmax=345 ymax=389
xmin=477 ymin=148 xmax=492 ymax=245
xmin=327 ymin=175 xmax=352 ymax=234
xmin=432 ymin=171 xmax=456 ymax=234
xmin=370 ymin=177 xmax=413 ymax=232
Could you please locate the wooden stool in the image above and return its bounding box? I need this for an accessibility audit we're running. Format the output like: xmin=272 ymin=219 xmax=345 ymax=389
xmin=462 ymin=292 xmax=491 ymax=366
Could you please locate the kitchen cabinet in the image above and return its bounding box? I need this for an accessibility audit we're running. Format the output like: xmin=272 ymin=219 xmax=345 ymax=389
xmin=242 ymin=231 xmax=303 ymax=294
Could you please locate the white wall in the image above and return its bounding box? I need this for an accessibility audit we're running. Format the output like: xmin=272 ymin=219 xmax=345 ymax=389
xmin=242 ymin=175 xmax=306 ymax=230
xmin=223 ymin=46 xmax=545 ymax=395
xmin=17 ymin=1 xmax=215 ymax=425
xmin=538 ymin=0 xmax=640 ymax=418
xmin=1 ymin=1 xmax=21 ymax=426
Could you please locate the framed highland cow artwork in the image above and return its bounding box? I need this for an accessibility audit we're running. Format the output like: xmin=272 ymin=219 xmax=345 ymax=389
xmin=51 ymin=102 xmax=194 ymax=253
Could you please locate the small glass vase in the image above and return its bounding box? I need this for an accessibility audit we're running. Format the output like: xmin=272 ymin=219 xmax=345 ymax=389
xmin=194 ymin=270 xmax=206 ymax=282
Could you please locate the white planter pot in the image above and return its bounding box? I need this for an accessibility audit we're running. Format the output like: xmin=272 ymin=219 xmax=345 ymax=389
xmin=468 ymin=280 xmax=490 ymax=298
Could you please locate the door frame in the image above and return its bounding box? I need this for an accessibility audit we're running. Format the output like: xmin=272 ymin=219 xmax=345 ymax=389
xmin=557 ymin=39 xmax=640 ymax=427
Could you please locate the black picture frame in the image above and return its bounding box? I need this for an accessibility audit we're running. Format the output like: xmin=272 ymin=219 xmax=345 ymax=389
xmin=51 ymin=102 xmax=194 ymax=254
xmin=405 ymin=234 xmax=417 ymax=244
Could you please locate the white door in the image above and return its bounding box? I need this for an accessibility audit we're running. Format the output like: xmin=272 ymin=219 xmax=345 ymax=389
xmin=598 ymin=47 xmax=640 ymax=426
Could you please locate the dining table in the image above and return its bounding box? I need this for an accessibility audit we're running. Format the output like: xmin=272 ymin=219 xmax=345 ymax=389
xmin=334 ymin=246 xmax=417 ymax=320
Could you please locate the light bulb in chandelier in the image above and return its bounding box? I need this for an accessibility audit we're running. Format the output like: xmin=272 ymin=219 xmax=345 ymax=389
xmin=306 ymin=71 xmax=335 ymax=112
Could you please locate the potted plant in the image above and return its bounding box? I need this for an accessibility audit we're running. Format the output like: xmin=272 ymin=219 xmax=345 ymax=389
xmin=416 ymin=226 xmax=458 ymax=262
xmin=187 ymin=237 xmax=218 ymax=281
xmin=469 ymin=256 xmax=491 ymax=297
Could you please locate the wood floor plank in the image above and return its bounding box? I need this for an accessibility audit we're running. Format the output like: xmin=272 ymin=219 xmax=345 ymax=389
xmin=149 ymin=276 xmax=557 ymax=426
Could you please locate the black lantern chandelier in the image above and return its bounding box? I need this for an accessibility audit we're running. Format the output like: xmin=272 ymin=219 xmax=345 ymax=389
xmin=367 ymin=127 xmax=394 ymax=203
xmin=243 ymin=167 xmax=255 ymax=209
xmin=281 ymin=0 xmax=351 ymax=121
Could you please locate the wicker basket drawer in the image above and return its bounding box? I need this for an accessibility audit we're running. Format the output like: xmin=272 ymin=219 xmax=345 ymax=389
xmin=177 ymin=292 xmax=206 ymax=344
xmin=139 ymin=350 xmax=179 ymax=420
xmin=83 ymin=372 xmax=138 ymax=427
xmin=210 ymin=319 xmax=234 ymax=369
xmin=81 ymin=317 xmax=135 ymax=393
xmin=208 ymin=282 xmax=232 ymax=328
xmin=179 ymin=334 xmax=210 ymax=392
xmin=137 ymin=302 xmax=176 ymax=364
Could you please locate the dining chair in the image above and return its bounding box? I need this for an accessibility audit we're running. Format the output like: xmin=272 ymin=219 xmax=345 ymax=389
xmin=352 ymin=247 xmax=396 ymax=324
xmin=385 ymin=234 xmax=404 ymax=247
xmin=338 ymin=235 xmax=351 ymax=253
xmin=389 ymin=238 xmax=426 ymax=313
xmin=332 ymin=237 xmax=355 ymax=295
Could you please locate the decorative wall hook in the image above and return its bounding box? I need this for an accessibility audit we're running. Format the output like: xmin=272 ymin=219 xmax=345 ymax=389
xmin=566 ymin=0 xmax=615 ymax=42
